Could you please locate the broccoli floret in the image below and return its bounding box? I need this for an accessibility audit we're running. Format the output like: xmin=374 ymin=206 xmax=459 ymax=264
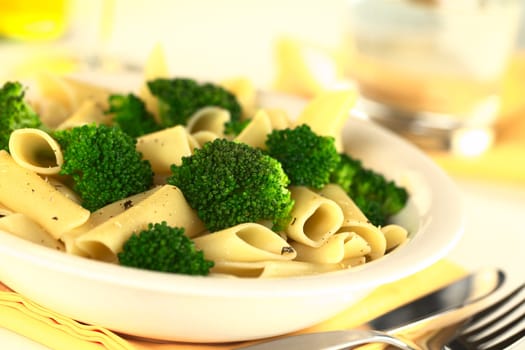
xmin=0 ymin=81 xmax=42 ymax=151
xmin=147 ymin=78 xmax=242 ymax=128
xmin=107 ymin=93 xmax=162 ymax=138
xmin=223 ymin=118 xmax=251 ymax=136
xmin=265 ymin=124 xmax=340 ymax=189
xmin=54 ymin=124 xmax=154 ymax=211
xmin=167 ymin=138 xmax=294 ymax=232
xmin=118 ymin=222 xmax=214 ymax=275
xmin=330 ymin=153 xmax=408 ymax=226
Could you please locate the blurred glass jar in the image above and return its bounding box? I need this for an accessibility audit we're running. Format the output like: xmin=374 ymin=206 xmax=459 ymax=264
xmin=0 ymin=0 xmax=68 ymax=41
xmin=345 ymin=0 xmax=523 ymax=154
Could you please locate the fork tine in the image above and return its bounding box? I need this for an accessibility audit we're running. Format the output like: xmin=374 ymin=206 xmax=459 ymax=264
xmin=449 ymin=283 xmax=525 ymax=350
xmin=483 ymin=327 xmax=525 ymax=350
xmin=463 ymin=313 xmax=525 ymax=349
xmin=460 ymin=295 xmax=525 ymax=339
xmin=463 ymin=283 xmax=524 ymax=331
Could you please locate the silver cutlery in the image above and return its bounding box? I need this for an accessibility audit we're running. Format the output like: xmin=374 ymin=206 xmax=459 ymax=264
xmin=444 ymin=282 xmax=524 ymax=350
xmin=236 ymin=268 xmax=504 ymax=350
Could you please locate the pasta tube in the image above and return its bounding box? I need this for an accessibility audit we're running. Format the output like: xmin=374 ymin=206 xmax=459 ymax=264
xmin=0 ymin=150 xmax=90 ymax=239
xmin=136 ymin=125 xmax=197 ymax=173
xmin=8 ymin=128 xmax=64 ymax=175
xmin=286 ymin=186 xmax=344 ymax=247
xmin=234 ymin=109 xmax=273 ymax=149
xmin=0 ymin=213 xmax=64 ymax=251
xmin=186 ymin=106 xmax=230 ymax=135
xmin=339 ymin=221 xmax=386 ymax=260
xmin=211 ymin=260 xmax=343 ymax=278
xmin=75 ymin=185 xmax=205 ymax=262
xmin=193 ymin=223 xmax=296 ymax=262
xmin=317 ymin=184 xmax=368 ymax=224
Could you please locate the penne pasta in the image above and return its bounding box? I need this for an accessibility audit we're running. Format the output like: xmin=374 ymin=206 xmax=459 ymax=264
xmin=340 ymin=231 xmax=372 ymax=259
xmin=317 ymin=184 xmax=368 ymax=224
xmin=139 ymin=43 xmax=169 ymax=122
xmin=193 ymin=223 xmax=296 ymax=262
xmin=286 ymin=186 xmax=344 ymax=248
xmin=191 ymin=130 xmax=220 ymax=147
xmin=186 ymin=107 xmax=230 ymax=136
xmin=211 ymin=260 xmax=344 ymax=278
xmin=264 ymin=108 xmax=292 ymax=130
xmin=136 ymin=125 xmax=197 ymax=173
xmin=55 ymin=99 xmax=111 ymax=130
xmin=291 ymin=232 xmax=349 ymax=264
xmin=34 ymin=72 xmax=78 ymax=127
xmin=0 ymin=150 xmax=90 ymax=239
xmin=0 ymin=213 xmax=64 ymax=251
xmin=0 ymin=203 xmax=13 ymax=217
xmin=339 ymin=221 xmax=386 ymax=261
xmin=0 ymin=54 xmax=411 ymax=279
xmin=381 ymin=224 xmax=409 ymax=251
xmin=234 ymin=109 xmax=273 ymax=149
xmin=293 ymin=89 xmax=358 ymax=152
xmin=75 ymin=185 xmax=205 ymax=262
xmin=220 ymin=77 xmax=257 ymax=119
xmin=8 ymin=128 xmax=64 ymax=175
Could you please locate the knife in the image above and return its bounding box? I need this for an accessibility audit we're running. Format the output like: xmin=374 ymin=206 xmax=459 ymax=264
xmin=236 ymin=268 xmax=505 ymax=349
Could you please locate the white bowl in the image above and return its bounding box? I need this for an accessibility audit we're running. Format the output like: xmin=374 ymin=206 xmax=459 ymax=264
xmin=0 ymin=89 xmax=464 ymax=343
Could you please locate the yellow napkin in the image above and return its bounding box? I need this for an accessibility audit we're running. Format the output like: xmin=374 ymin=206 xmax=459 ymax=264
xmin=273 ymin=38 xmax=525 ymax=185
xmin=0 ymin=284 xmax=132 ymax=350
xmin=0 ymin=259 xmax=465 ymax=350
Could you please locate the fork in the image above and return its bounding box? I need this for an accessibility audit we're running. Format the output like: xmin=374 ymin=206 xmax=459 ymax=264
xmin=444 ymin=282 xmax=525 ymax=350
xmin=238 ymin=283 xmax=525 ymax=350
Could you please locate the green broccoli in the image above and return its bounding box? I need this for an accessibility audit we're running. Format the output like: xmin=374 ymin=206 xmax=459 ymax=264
xmin=53 ymin=124 xmax=154 ymax=211
xmin=265 ymin=124 xmax=340 ymax=189
xmin=167 ymin=138 xmax=294 ymax=232
xmin=107 ymin=93 xmax=162 ymax=138
xmin=0 ymin=81 xmax=42 ymax=151
xmin=118 ymin=222 xmax=214 ymax=275
xmin=223 ymin=118 xmax=251 ymax=136
xmin=330 ymin=153 xmax=408 ymax=226
xmin=147 ymin=78 xmax=242 ymax=128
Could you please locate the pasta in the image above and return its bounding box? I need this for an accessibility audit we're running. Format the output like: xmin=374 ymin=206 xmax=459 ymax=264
xmin=286 ymin=186 xmax=344 ymax=248
xmin=55 ymin=99 xmax=110 ymax=130
xmin=75 ymin=185 xmax=205 ymax=262
xmin=8 ymin=128 xmax=64 ymax=175
xmin=0 ymin=54 xmax=410 ymax=278
xmin=234 ymin=109 xmax=273 ymax=149
xmin=136 ymin=125 xmax=197 ymax=173
xmin=0 ymin=150 xmax=90 ymax=239
xmin=139 ymin=43 xmax=169 ymax=123
xmin=338 ymin=221 xmax=386 ymax=261
xmin=193 ymin=223 xmax=296 ymax=262
xmin=0 ymin=213 xmax=64 ymax=251
xmin=186 ymin=107 xmax=230 ymax=135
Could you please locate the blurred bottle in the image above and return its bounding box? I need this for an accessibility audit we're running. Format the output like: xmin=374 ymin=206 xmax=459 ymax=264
xmin=0 ymin=0 xmax=69 ymax=41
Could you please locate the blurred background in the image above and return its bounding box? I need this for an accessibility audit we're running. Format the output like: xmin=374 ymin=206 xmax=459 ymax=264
xmin=1 ymin=0 xmax=525 ymax=176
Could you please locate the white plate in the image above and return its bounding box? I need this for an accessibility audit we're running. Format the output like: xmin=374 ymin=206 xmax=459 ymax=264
xmin=0 ymin=81 xmax=464 ymax=343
